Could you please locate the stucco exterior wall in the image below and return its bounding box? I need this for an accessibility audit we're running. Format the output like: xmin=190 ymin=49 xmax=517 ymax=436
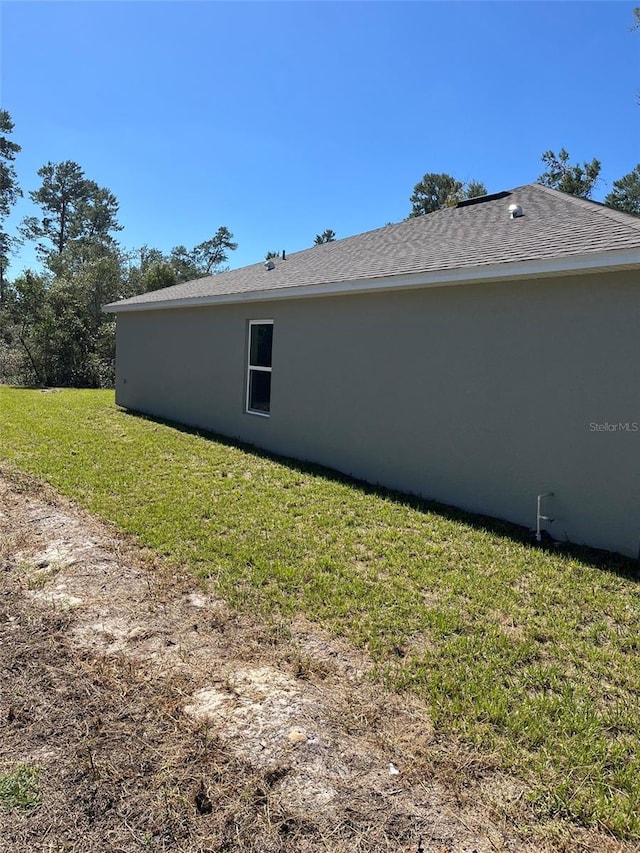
xmin=114 ymin=271 xmax=640 ymax=558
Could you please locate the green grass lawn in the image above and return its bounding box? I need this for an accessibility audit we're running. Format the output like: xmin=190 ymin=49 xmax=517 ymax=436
xmin=1 ymin=387 xmax=639 ymax=838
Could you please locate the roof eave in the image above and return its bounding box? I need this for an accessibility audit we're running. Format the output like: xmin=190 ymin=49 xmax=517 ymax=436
xmin=103 ymin=247 xmax=640 ymax=314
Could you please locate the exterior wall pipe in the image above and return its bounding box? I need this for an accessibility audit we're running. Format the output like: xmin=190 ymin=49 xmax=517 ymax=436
xmin=536 ymin=492 xmax=554 ymax=542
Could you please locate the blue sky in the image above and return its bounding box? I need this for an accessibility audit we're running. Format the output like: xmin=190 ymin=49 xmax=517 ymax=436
xmin=2 ymin=1 xmax=639 ymax=275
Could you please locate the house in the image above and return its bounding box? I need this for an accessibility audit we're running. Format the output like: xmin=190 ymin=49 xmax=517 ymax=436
xmin=104 ymin=184 xmax=640 ymax=558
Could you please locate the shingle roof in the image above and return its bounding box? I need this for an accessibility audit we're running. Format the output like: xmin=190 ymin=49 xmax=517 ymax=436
xmin=106 ymin=184 xmax=640 ymax=311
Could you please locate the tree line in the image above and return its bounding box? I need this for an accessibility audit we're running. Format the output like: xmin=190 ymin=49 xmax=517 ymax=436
xmin=0 ymin=113 xmax=239 ymax=387
xmin=1 ymin=106 xmax=639 ymax=389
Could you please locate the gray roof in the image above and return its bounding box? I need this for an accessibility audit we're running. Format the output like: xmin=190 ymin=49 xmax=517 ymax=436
xmin=106 ymin=184 xmax=640 ymax=311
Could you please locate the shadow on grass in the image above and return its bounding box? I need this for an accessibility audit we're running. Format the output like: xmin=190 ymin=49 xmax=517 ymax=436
xmin=122 ymin=408 xmax=640 ymax=583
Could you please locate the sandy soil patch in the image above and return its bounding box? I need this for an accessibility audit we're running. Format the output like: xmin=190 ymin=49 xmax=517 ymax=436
xmin=0 ymin=470 xmax=629 ymax=852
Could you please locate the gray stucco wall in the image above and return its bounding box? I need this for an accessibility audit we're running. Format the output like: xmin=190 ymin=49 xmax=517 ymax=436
xmin=114 ymin=271 xmax=640 ymax=558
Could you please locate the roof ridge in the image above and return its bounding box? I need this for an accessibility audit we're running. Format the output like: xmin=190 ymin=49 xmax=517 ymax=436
xmin=528 ymin=182 xmax=640 ymax=233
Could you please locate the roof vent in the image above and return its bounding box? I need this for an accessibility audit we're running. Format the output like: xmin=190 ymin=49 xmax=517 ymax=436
xmin=509 ymin=203 xmax=524 ymax=219
xmin=264 ymin=259 xmax=276 ymax=271
xmin=456 ymin=190 xmax=510 ymax=208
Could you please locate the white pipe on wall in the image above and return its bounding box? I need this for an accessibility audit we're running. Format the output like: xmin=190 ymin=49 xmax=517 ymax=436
xmin=536 ymin=492 xmax=554 ymax=542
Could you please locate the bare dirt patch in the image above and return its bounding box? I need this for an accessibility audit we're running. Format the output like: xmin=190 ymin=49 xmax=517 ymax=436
xmin=0 ymin=470 xmax=631 ymax=852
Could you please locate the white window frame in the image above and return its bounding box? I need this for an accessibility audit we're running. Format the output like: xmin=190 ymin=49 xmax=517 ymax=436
xmin=246 ymin=319 xmax=273 ymax=417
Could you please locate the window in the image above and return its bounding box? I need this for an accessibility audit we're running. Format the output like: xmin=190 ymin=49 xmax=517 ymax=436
xmin=246 ymin=320 xmax=273 ymax=416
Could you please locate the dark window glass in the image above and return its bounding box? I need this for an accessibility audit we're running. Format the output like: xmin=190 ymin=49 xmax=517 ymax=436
xmin=249 ymin=370 xmax=271 ymax=413
xmin=250 ymin=323 xmax=273 ymax=368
